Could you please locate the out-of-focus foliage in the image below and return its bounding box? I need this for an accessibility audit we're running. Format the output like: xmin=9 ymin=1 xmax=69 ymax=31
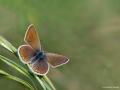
xmin=0 ymin=0 xmax=120 ymax=90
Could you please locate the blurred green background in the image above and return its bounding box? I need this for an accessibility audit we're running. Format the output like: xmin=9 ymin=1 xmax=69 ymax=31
xmin=0 ymin=0 xmax=120 ymax=90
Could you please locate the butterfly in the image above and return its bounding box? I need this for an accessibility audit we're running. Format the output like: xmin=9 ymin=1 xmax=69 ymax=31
xmin=18 ymin=24 xmax=69 ymax=75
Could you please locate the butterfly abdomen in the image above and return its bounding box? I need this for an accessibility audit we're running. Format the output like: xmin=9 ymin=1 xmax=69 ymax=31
xmin=30 ymin=50 xmax=46 ymax=63
xmin=35 ymin=51 xmax=45 ymax=60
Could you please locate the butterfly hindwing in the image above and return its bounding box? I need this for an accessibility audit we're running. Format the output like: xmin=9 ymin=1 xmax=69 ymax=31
xmin=18 ymin=45 xmax=34 ymax=64
xmin=24 ymin=24 xmax=41 ymax=50
xmin=29 ymin=58 xmax=49 ymax=75
xmin=46 ymin=53 xmax=69 ymax=68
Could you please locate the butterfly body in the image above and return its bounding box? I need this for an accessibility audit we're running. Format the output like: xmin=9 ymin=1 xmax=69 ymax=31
xmin=31 ymin=50 xmax=45 ymax=63
xmin=18 ymin=24 xmax=69 ymax=75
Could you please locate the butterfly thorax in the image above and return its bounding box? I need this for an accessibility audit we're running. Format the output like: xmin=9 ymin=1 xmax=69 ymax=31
xmin=30 ymin=50 xmax=46 ymax=63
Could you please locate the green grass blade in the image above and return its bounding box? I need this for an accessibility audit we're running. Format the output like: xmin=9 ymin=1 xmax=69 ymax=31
xmin=35 ymin=75 xmax=54 ymax=90
xmin=0 ymin=69 xmax=34 ymax=90
xmin=0 ymin=54 xmax=30 ymax=78
xmin=34 ymin=75 xmax=47 ymax=90
xmin=0 ymin=55 xmax=38 ymax=90
xmin=43 ymin=75 xmax=56 ymax=90
xmin=41 ymin=78 xmax=52 ymax=90
xmin=0 ymin=36 xmax=17 ymax=54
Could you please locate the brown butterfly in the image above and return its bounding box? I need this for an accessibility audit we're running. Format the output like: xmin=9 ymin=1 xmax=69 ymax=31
xmin=18 ymin=24 xmax=69 ymax=75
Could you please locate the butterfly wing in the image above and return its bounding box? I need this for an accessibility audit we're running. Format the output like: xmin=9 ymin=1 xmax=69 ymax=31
xmin=18 ymin=45 xmax=34 ymax=64
xmin=24 ymin=24 xmax=41 ymax=50
xmin=46 ymin=53 xmax=69 ymax=68
xmin=29 ymin=58 xmax=49 ymax=75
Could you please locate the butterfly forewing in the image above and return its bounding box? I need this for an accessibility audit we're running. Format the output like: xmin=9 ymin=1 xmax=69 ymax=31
xmin=46 ymin=53 xmax=69 ymax=68
xmin=24 ymin=24 xmax=41 ymax=50
xmin=29 ymin=58 xmax=49 ymax=75
xmin=18 ymin=45 xmax=34 ymax=64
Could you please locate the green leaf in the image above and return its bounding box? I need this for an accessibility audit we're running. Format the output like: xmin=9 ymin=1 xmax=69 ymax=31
xmin=0 ymin=69 xmax=34 ymax=90
xmin=41 ymin=78 xmax=52 ymax=90
xmin=43 ymin=75 xmax=56 ymax=90
xmin=34 ymin=75 xmax=47 ymax=90
xmin=0 ymin=54 xmax=30 ymax=78
xmin=0 ymin=55 xmax=38 ymax=90
xmin=0 ymin=36 xmax=17 ymax=54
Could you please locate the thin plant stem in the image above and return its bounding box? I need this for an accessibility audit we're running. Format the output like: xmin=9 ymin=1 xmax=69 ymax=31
xmin=34 ymin=75 xmax=47 ymax=90
xmin=43 ymin=75 xmax=56 ymax=90
xmin=0 ymin=69 xmax=34 ymax=90
xmin=0 ymin=54 xmax=38 ymax=90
